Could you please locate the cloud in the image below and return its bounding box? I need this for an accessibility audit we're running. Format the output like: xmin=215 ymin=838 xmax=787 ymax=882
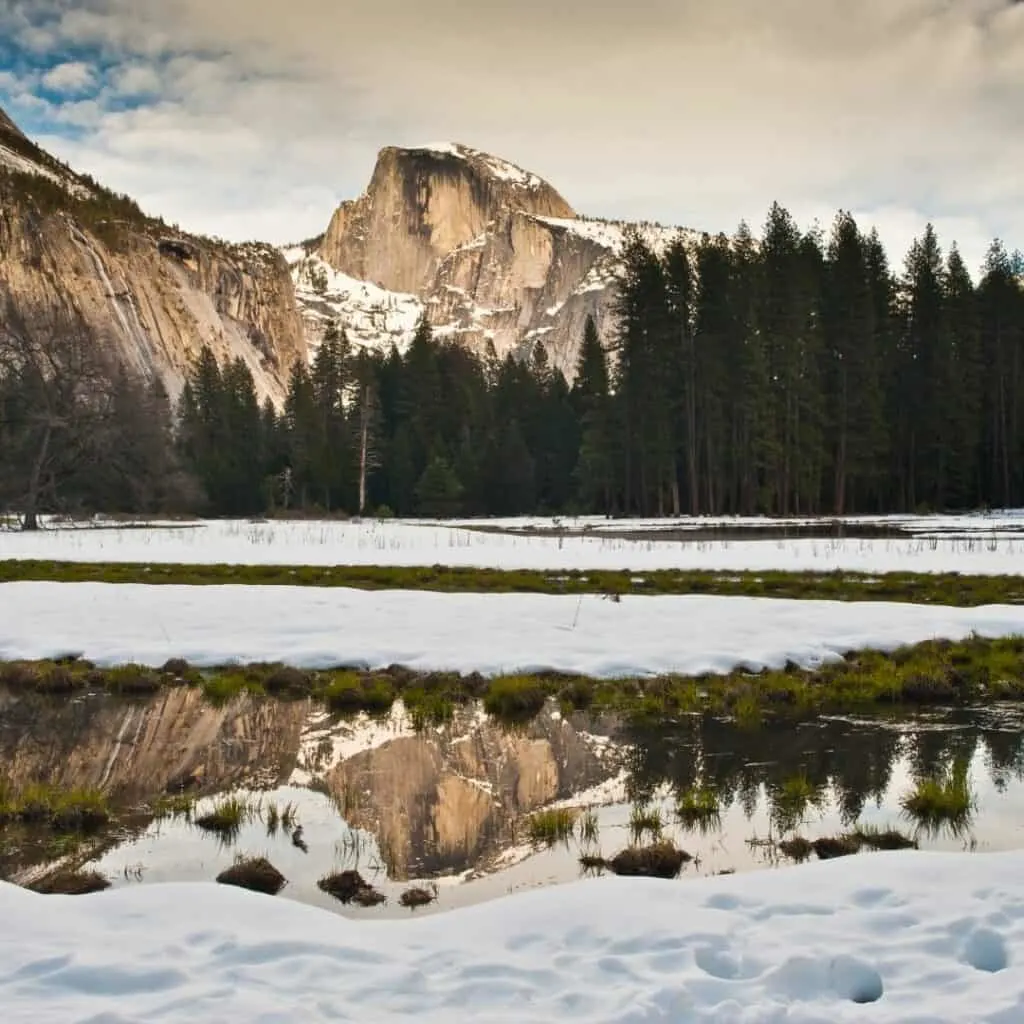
xmin=0 ymin=0 xmax=1022 ymax=274
xmin=109 ymin=63 xmax=162 ymax=97
xmin=40 ymin=61 xmax=95 ymax=94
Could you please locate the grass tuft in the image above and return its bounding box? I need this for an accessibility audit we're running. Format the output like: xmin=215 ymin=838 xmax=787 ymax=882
xmin=399 ymin=884 xmax=438 ymax=909
xmin=317 ymin=869 xmax=385 ymax=906
xmin=526 ymin=808 xmax=577 ymax=847
xmin=216 ymin=855 xmax=286 ymax=895
xmin=629 ymin=804 xmax=664 ymax=843
xmin=900 ymin=763 xmax=975 ymax=834
xmin=483 ymin=675 xmax=548 ymax=722
xmin=676 ymin=786 xmax=722 ymax=832
xmin=608 ymin=840 xmax=691 ymax=879
xmin=27 ymin=869 xmax=111 ymax=895
xmin=194 ymin=795 xmax=255 ymax=840
xmin=778 ymin=836 xmax=814 ymax=862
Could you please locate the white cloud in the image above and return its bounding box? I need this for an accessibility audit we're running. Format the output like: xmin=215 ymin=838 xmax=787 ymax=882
xmin=41 ymin=61 xmax=95 ymax=95
xmin=109 ymin=64 xmax=163 ymax=97
xmin=6 ymin=0 xmax=1024 ymax=274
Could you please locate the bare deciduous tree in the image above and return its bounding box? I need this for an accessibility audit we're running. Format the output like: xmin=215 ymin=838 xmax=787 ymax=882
xmin=0 ymin=302 xmax=186 ymax=528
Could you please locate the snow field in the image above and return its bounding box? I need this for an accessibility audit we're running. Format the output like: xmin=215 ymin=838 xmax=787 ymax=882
xmin=3 ymin=582 xmax=1024 ymax=676
xmin=2 ymin=851 xmax=1023 ymax=1022
xmin=2 ymin=516 xmax=1024 ymax=574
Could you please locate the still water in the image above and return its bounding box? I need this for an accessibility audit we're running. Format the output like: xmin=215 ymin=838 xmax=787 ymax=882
xmin=2 ymin=688 xmax=1023 ymax=916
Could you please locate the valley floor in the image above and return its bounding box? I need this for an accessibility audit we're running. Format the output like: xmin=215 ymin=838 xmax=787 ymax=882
xmin=2 ymin=515 xmax=1024 ymax=575
xmin=4 ymin=512 xmax=1024 ymax=1023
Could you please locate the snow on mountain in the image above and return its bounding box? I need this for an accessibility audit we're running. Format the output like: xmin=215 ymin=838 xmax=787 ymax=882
xmin=532 ymin=216 xmax=699 ymax=255
xmin=0 ymin=142 xmax=94 ymax=200
xmin=415 ymin=142 xmax=548 ymax=190
xmin=284 ymin=246 xmax=424 ymax=354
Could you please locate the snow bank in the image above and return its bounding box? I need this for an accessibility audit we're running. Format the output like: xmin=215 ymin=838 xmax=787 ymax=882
xmin=3 ymin=582 xmax=1024 ymax=676
xmin=3 ymin=851 xmax=1023 ymax=1022
xmin=2 ymin=517 xmax=1024 ymax=574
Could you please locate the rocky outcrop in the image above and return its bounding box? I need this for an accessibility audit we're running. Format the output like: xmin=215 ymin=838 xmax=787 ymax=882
xmin=0 ymin=106 xmax=25 ymax=141
xmin=320 ymin=144 xmax=574 ymax=296
xmin=310 ymin=143 xmax=696 ymax=378
xmin=0 ymin=111 xmax=305 ymax=403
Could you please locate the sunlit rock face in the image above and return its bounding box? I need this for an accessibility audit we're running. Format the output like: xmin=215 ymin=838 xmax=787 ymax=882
xmin=0 ymin=109 xmax=306 ymax=404
xmin=309 ymin=143 xmax=697 ymax=379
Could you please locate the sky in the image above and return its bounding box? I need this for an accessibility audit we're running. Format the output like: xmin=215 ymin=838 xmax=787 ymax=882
xmin=1 ymin=0 xmax=1022 ymax=276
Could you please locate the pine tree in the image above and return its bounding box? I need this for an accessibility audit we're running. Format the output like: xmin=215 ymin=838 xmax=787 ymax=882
xmin=572 ymin=316 xmax=614 ymax=513
xmin=415 ymin=455 xmax=463 ymax=517
xmin=942 ymin=245 xmax=981 ymax=506
xmin=899 ymin=225 xmax=945 ymax=509
xmin=823 ymin=212 xmax=883 ymax=513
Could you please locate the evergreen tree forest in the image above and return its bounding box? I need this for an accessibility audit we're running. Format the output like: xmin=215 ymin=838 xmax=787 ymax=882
xmin=4 ymin=205 xmax=1024 ymax=523
xmin=176 ymin=209 xmax=1024 ymax=519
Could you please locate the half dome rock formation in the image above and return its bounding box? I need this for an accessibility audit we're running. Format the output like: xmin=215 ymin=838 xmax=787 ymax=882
xmin=294 ymin=143 xmax=695 ymax=379
xmin=0 ymin=110 xmax=305 ymax=404
xmin=319 ymin=144 xmax=574 ymax=295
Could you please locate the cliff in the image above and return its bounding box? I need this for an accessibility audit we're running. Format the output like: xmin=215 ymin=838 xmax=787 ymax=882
xmin=304 ymin=143 xmax=698 ymax=378
xmin=0 ymin=107 xmax=305 ymax=403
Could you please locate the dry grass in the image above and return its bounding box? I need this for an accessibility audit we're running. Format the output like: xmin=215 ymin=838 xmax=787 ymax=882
xmin=608 ymin=840 xmax=691 ymax=879
xmin=27 ymin=869 xmax=111 ymax=895
xmin=216 ymin=856 xmax=286 ymax=895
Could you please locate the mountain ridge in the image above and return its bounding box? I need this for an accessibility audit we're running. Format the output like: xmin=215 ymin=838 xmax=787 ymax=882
xmin=297 ymin=141 xmax=698 ymax=376
xmin=1 ymin=105 xmax=699 ymax=390
xmin=0 ymin=107 xmax=306 ymax=403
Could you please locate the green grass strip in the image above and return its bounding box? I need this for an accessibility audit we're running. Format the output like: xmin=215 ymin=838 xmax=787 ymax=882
xmin=1 ymin=559 xmax=1024 ymax=605
xmin=4 ymin=634 xmax=1024 ymax=722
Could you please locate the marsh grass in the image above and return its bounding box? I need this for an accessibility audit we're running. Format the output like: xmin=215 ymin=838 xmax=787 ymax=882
xmin=811 ymin=834 xmax=862 ymax=859
xmin=4 ymin=558 xmax=1024 ymax=607
xmin=194 ymin=795 xmax=256 ymax=840
xmin=27 ymin=869 xmax=111 ymax=895
xmin=577 ymin=808 xmax=600 ymax=845
xmin=483 ymin=676 xmax=548 ymax=723
xmin=608 ymin=840 xmax=691 ymax=879
xmin=3 ymin=634 xmax=1024 ymax=724
xmin=263 ymin=800 xmax=299 ymax=838
xmin=578 ymin=853 xmax=607 ymax=874
xmin=901 ymin=763 xmax=975 ymax=834
xmin=0 ymin=783 xmax=110 ymax=833
xmin=216 ymin=855 xmax=286 ymax=895
xmin=676 ymin=787 xmax=722 ymax=833
xmin=526 ymin=808 xmax=577 ymax=847
xmin=629 ymin=804 xmax=664 ymax=843
xmin=778 ymin=836 xmax=814 ymax=863
xmin=318 ymin=869 xmax=384 ymax=906
xmin=153 ymin=793 xmax=196 ymax=821
xmin=771 ymin=774 xmax=825 ymax=832
xmin=399 ymin=884 xmax=438 ymax=909
xmin=851 ymin=824 xmax=918 ymax=850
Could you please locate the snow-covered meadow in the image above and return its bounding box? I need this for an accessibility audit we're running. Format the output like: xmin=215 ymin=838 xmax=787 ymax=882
xmin=3 ymin=582 xmax=1024 ymax=676
xmin=2 ymin=515 xmax=1024 ymax=574
xmin=3 ymin=851 xmax=1023 ymax=1023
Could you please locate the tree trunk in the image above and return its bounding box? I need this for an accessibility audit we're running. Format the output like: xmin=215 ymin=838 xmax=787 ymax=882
xmin=358 ymin=387 xmax=369 ymax=517
xmin=22 ymin=424 xmax=52 ymax=532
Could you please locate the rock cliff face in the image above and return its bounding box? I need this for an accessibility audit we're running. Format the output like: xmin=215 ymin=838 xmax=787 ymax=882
xmin=0 ymin=107 xmax=305 ymax=403
xmin=305 ymin=143 xmax=697 ymax=378
xmin=320 ymin=144 xmax=574 ymax=295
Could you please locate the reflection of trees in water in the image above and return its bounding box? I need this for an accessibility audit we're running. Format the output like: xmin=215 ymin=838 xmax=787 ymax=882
xmin=979 ymin=720 xmax=1024 ymax=793
xmin=616 ymin=710 xmax=1024 ymax=833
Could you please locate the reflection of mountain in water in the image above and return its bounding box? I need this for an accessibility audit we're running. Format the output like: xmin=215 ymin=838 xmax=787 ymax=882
xmin=3 ymin=686 xmax=1024 ymax=885
xmin=327 ymin=705 xmax=619 ymax=877
xmin=0 ymin=690 xmax=622 ymax=880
